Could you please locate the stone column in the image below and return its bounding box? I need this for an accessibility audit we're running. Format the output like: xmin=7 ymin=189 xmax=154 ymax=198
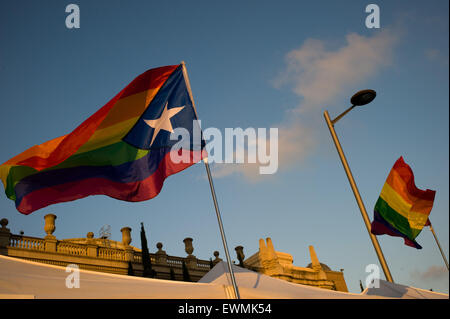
xmin=235 ymin=245 xmax=245 ymax=267
xmin=212 ymin=251 xmax=223 ymax=265
xmin=308 ymin=245 xmax=331 ymax=287
xmin=183 ymin=237 xmax=194 ymax=255
xmin=308 ymin=245 xmax=323 ymax=271
xmin=121 ymin=227 xmax=132 ymax=246
xmin=259 ymin=238 xmax=283 ymax=275
xmin=121 ymin=227 xmax=134 ymax=262
xmin=183 ymin=237 xmax=197 ymax=269
xmin=44 ymin=214 xmax=57 ymax=252
xmin=155 ymin=242 xmax=168 ymax=265
xmin=0 ymin=218 xmax=11 ymax=253
xmin=44 ymin=214 xmax=57 ymax=239
xmin=86 ymin=232 xmax=98 ymax=258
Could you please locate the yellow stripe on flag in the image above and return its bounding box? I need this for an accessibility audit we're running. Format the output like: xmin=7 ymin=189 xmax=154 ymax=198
xmin=380 ymin=183 xmax=429 ymax=230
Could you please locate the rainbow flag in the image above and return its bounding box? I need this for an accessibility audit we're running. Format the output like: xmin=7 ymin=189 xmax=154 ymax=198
xmin=371 ymin=157 xmax=435 ymax=249
xmin=0 ymin=64 xmax=206 ymax=215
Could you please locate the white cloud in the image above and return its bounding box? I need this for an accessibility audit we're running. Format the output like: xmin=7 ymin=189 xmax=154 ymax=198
xmin=411 ymin=265 xmax=449 ymax=281
xmin=214 ymin=29 xmax=399 ymax=180
xmin=275 ymin=30 xmax=398 ymax=111
xmin=211 ymin=122 xmax=315 ymax=182
xmin=425 ymin=48 xmax=449 ymax=66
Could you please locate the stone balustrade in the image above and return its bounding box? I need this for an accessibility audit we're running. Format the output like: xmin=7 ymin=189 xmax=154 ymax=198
xmin=57 ymin=242 xmax=88 ymax=256
xmin=9 ymin=235 xmax=46 ymax=251
xmin=196 ymin=260 xmax=212 ymax=270
xmin=0 ymin=216 xmax=349 ymax=291
xmin=98 ymin=247 xmax=127 ymax=261
xmin=0 ymin=216 xmax=219 ymax=281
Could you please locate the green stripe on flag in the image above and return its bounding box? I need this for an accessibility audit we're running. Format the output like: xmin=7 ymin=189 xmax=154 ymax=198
xmin=5 ymin=141 xmax=148 ymax=201
xmin=374 ymin=197 xmax=415 ymax=240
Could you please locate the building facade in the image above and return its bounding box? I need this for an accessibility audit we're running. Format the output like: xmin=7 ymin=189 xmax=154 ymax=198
xmin=0 ymin=214 xmax=348 ymax=292
xmin=239 ymin=238 xmax=348 ymax=292
xmin=0 ymin=215 xmax=216 ymax=282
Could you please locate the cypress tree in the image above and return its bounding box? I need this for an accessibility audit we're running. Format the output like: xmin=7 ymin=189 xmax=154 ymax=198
xmin=140 ymin=222 xmax=156 ymax=278
xmin=182 ymin=260 xmax=191 ymax=282
xmin=127 ymin=261 xmax=134 ymax=276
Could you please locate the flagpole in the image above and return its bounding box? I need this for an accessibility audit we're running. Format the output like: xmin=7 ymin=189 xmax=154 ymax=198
xmin=324 ymin=110 xmax=394 ymax=283
xmin=180 ymin=61 xmax=241 ymax=299
xmin=428 ymin=221 xmax=449 ymax=270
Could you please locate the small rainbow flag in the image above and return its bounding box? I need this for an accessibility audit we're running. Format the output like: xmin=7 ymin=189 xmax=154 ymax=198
xmin=371 ymin=157 xmax=436 ymax=249
xmin=0 ymin=64 xmax=205 ymax=215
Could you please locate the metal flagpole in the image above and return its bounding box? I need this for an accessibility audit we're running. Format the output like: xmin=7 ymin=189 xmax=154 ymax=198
xmin=428 ymin=221 xmax=449 ymax=270
xmin=180 ymin=61 xmax=241 ymax=299
xmin=324 ymin=110 xmax=394 ymax=283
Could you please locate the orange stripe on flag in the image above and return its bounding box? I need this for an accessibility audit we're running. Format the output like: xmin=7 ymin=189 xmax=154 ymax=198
xmin=3 ymin=65 xmax=178 ymax=171
xmin=386 ymin=170 xmax=430 ymax=207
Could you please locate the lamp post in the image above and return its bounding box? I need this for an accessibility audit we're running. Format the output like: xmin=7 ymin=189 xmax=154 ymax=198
xmin=324 ymin=89 xmax=394 ymax=283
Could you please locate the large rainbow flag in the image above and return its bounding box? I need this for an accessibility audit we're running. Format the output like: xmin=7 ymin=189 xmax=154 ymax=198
xmin=0 ymin=64 xmax=206 ymax=215
xmin=371 ymin=157 xmax=435 ymax=249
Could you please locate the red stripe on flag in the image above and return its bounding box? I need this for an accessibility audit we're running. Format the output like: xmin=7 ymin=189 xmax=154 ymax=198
xmin=17 ymin=150 xmax=206 ymax=215
xmin=16 ymin=65 xmax=179 ymax=171
xmin=393 ymin=156 xmax=436 ymax=202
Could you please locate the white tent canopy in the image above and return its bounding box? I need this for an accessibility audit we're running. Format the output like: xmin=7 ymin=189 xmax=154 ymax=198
xmin=0 ymin=255 xmax=228 ymax=299
xmin=362 ymin=279 xmax=448 ymax=299
xmin=201 ymin=262 xmax=447 ymax=299
xmin=200 ymin=261 xmax=376 ymax=299
xmin=0 ymin=255 xmax=447 ymax=299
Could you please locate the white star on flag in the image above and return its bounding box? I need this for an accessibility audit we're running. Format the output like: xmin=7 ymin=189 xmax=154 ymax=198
xmin=144 ymin=102 xmax=185 ymax=147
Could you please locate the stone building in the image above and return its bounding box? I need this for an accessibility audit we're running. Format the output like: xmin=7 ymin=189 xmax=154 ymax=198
xmin=0 ymin=214 xmax=348 ymax=292
xmin=0 ymin=214 xmax=216 ymax=282
xmin=237 ymin=238 xmax=348 ymax=292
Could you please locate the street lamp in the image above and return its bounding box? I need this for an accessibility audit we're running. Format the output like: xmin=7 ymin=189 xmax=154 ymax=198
xmin=331 ymin=90 xmax=377 ymax=125
xmin=323 ymin=89 xmax=394 ymax=283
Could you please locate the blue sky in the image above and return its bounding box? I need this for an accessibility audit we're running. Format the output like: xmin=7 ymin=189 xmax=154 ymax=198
xmin=0 ymin=0 xmax=448 ymax=293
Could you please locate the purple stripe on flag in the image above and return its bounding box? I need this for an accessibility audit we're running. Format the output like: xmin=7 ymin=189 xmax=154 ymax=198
xmin=371 ymin=210 xmax=422 ymax=249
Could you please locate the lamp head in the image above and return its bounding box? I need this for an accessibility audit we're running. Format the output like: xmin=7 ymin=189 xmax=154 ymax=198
xmin=351 ymin=89 xmax=376 ymax=106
